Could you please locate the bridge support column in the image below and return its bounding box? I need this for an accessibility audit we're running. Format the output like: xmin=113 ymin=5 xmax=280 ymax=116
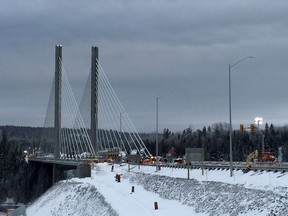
xmin=91 ymin=46 xmax=99 ymax=154
xmin=52 ymin=164 xmax=67 ymax=184
xmin=52 ymin=164 xmax=57 ymax=184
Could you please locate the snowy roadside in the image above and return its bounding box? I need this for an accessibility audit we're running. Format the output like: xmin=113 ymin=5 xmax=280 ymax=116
xmin=26 ymin=181 xmax=118 ymax=216
xmin=125 ymin=164 xmax=288 ymax=215
xmin=27 ymin=163 xmax=288 ymax=216
xmin=26 ymin=163 xmax=204 ymax=216
xmin=130 ymin=164 xmax=288 ymax=193
xmin=76 ymin=163 xmax=204 ymax=216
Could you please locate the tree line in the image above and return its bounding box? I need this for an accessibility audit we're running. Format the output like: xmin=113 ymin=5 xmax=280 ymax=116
xmin=0 ymin=130 xmax=51 ymax=204
xmin=144 ymin=122 xmax=288 ymax=162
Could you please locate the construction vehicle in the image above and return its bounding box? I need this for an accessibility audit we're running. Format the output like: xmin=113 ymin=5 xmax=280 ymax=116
xmin=245 ymin=150 xmax=258 ymax=163
xmin=142 ymin=156 xmax=157 ymax=164
xmin=245 ymin=149 xmax=277 ymax=162
xmin=243 ymin=150 xmax=258 ymax=173
xmin=261 ymin=151 xmax=277 ymax=162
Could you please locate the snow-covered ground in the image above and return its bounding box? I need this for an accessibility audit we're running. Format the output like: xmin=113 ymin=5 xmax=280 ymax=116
xmin=26 ymin=163 xmax=288 ymax=216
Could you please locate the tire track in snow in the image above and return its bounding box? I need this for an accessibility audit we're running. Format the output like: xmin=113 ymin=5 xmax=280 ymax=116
xmin=92 ymin=165 xmax=156 ymax=216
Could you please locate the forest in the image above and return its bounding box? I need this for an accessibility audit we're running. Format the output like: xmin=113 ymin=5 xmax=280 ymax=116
xmin=144 ymin=122 xmax=288 ymax=162
xmin=0 ymin=128 xmax=52 ymax=205
xmin=1 ymin=123 xmax=288 ymax=204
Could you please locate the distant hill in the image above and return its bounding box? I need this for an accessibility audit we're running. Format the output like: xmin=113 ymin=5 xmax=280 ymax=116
xmin=0 ymin=125 xmax=43 ymax=146
xmin=0 ymin=125 xmax=155 ymax=143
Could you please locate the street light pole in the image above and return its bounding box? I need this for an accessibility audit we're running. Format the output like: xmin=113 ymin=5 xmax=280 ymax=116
xmin=119 ymin=112 xmax=123 ymax=150
xmin=156 ymin=91 xmax=172 ymax=172
xmin=255 ymin=117 xmax=264 ymax=153
xmin=156 ymin=96 xmax=159 ymax=171
xmin=229 ymin=56 xmax=255 ymax=177
xmin=229 ymin=64 xmax=233 ymax=177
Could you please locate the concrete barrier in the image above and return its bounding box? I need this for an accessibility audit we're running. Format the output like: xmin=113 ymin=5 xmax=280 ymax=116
xmin=76 ymin=163 xmax=91 ymax=178
xmin=9 ymin=205 xmax=26 ymax=216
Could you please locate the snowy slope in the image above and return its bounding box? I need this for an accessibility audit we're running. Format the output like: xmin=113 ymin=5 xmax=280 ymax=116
xmin=26 ymin=181 xmax=118 ymax=216
xmin=27 ymin=163 xmax=288 ymax=216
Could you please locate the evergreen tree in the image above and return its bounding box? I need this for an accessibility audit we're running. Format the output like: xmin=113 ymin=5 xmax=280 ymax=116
xmin=264 ymin=123 xmax=269 ymax=149
xmin=185 ymin=127 xmax=193 ymax=146
xmin=0 ymin=130 xmax=9 ymax=180
xmin=207 ymin=126 xmax=212 ymax=133
xmin=163 ymin=128 xmax=171 ymax=139
xmin=202 ymin=126 xmax=207 ymax=137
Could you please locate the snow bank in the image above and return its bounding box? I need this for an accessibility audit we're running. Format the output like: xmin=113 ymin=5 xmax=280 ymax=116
xmin=26 ymin=181 xmax=118 ymax=216
xmin=128 ymin=172 xmax=288 ymax=215
xmin=26 ymin=163 xmax=288 ymax=216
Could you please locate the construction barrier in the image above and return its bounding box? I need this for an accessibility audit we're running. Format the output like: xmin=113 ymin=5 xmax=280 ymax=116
xmin=115 ymin=174 xmax=121 ymax=182
xmin=154 ymin=202 xmax=158 ymax=210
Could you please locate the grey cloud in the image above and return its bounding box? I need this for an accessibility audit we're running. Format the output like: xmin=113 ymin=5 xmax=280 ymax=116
xmin=1 ymin=0 xmax=288 ymax=131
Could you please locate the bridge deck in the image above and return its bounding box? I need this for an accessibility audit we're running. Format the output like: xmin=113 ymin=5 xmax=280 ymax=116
xmin=28 ymin=157 xmax=81 ymax=167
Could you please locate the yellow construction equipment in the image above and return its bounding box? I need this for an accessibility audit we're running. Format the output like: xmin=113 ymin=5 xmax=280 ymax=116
xmin=245 ymin=150 xmax=258 ymax=163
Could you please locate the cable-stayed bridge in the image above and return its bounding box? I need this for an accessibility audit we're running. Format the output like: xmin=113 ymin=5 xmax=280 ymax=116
xmin=29 ymin=45 xmax=151 ymax=174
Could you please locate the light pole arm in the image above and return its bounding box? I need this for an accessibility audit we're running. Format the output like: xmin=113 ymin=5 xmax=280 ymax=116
xmin=230 ymin=56 xmax=255 ymax=68
xmin=158 ymin=91 xmax=173 ymax=99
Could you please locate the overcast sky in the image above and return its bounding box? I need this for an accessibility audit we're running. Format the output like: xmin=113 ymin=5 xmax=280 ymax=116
xmin=1 ymin=0 xmax=288 ymax=132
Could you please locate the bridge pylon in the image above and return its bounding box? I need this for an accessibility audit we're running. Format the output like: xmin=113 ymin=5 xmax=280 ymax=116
xmin=54 ymin=45 xmax=62 ymax=159
xmin=91 ymin=46 xmax=99 ymax=154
